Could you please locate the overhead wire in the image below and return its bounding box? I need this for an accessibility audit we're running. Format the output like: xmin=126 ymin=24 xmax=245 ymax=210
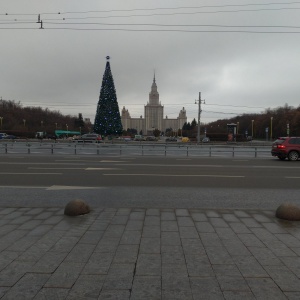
xmin=43 ymin=22 xmax=300 ymax=29
xmin=1 ymin=1 xmax=300 ymax=33
xmin=54 ymin=7 xmax=300 ymax=21
xmin=56 ymin=2 xmax=300 ymax=14
xmin=2 ymin=1 xmax=300 ymax=16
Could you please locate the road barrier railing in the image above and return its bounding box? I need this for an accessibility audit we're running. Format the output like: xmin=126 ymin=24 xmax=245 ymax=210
xmin=0 ymin=142 xmax=271 ymax=158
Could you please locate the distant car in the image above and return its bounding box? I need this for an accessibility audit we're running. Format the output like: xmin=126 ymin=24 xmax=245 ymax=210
xmin=181 ymin=137 xmax=190 ymax=143
xmin=145 ymin=136 xmax=157 ymax=141
xmin=166 ymin=137 xmax=177 ymax=142
xmin=76 ymin=133 xmax=102 ymax=143
xmin=202 ymin=137 xmax=210 ymax=143
xmin=0 ymin=133 xmax=9 ymax=139
xmin=121 ymin=136 xmax=132 ymax=141
xmin=271 ymin=137 xmax=300 ymax=161
xmin=46 ymin=134 xmax=57 ymax=140
xmin=5 ymin=135 xmax=17 ymax=139
xmin=134 ymin=135 xmax=145 ymax=141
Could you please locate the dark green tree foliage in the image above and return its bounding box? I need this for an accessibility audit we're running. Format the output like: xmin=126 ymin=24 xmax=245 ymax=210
xmin=93 ymin=58 xmax=123 ymax=136
xmin=153 ymin=129 xmax=161 ymax=137
xmin=183 ymin=122 xmax=191 ymax=130
xmin=126 ymin=128 xmax=137 ymax=135
xmin=74 ymin=113 xmax=85 ymax=128
xmin=191 ymin=118 xmax=197 ymax=129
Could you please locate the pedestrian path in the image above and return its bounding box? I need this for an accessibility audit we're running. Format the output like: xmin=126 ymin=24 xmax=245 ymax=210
xmin=0 ymin=207 xmax=299 ymax=299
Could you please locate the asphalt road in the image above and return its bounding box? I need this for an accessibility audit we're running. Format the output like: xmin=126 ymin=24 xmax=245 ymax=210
xmin=0 ymin=154 xmax=299 ymax=210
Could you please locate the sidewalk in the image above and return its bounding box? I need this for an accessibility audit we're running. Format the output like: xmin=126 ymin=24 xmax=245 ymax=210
xmin=0 ymin=206 xmax=300 ymax=299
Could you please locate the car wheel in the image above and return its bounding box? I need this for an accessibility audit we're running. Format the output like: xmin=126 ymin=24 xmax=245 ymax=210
xmin=278 ymin=156 xmax=286 ymax=161
xmin=288 ymin=151 xmax=299 ymax=161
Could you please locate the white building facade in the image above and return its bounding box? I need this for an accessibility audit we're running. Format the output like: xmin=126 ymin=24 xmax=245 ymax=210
xmin=121 ymin=76 xmax=187 ymax=135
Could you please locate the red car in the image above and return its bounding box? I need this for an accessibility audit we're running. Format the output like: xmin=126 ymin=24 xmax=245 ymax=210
xmin=271 ymin=137 xmax=300 ymax=161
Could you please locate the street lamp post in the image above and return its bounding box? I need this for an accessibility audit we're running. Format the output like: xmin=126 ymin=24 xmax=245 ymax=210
xmin=195 ymin=92 xmax=205 ymax=144
xmin=23 ymin=119 xmax=26 ymax=127
xmin=66 ymin=124 xmax=68 ymax=137
xmin=0 ymin=117 xmax=3 ymax=130
xmin=251 ymin=120 xmax=254 ymax=138
xmin=237 ymin=122 xmax=239 ymax=135
xmin=270 ymin=117 xmax=273 ymax=140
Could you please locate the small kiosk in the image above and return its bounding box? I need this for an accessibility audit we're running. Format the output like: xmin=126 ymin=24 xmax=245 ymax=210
xmin=227 ymin=123 xmax=237 ymax=142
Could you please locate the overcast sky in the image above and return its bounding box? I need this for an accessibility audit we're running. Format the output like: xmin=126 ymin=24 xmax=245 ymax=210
xmin=1 ymin=0 xmax=300 ymax=124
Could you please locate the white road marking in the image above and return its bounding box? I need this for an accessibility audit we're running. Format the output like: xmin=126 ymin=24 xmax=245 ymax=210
xmin=28 ymin=167 xmax=84 ymax=170
xmin=0 ymin=185 xmax=47 ymax=189
xmin=114 ymin=163 xmax=223 ymax=168
xmin=0 ymin=172 xmax=62 ymax=175
xmin=103 ymin=174 xmax=244 ymax=178
xmin=0 ymin=185 xmax=107 ymax=190
xmin=85 ymin=168 xmax=120 ymax=170
xmin=47 ymin=185 xmax=106 ymax=190
xmin=100 ymin=160 xmax=128 ymax=163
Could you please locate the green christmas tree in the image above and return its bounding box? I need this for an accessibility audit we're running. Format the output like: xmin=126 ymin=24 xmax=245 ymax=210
xmin=93 ymin=56 xmax=123 ymax=136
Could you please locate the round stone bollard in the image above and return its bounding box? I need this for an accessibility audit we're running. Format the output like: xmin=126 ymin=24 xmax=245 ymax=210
xmin=276 ymin=203 xmax=300 ymax=221
xmin=64 ymin=199 xmax=90 ymax=216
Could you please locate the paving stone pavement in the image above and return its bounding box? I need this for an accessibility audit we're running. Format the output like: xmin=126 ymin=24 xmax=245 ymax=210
xmin=0 ymin=207 xmax=300 ymax=299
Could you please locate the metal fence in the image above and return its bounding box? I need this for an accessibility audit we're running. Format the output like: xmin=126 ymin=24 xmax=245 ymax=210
xmin=0 ymin=141 xmax=271 ymax=158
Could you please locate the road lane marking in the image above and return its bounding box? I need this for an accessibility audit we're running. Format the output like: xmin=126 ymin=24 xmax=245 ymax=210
xmin=0 ymin=185 xmax=47 ymax=189
xmin=29 ymin=167 xmax=84 ymax=170
xmin=103 ymin=174 xmax=244 ymax=178
xmin=114 ymin=163 xmax=223 ymax=167
xmin=86 ymin=168 xmax=121 ymax=170
xmin=0 ymin=162 xmax=86 ymax=165
xmin=113 ymin=163 xmax=300 ymax=169
xmin=47 ymin=185 xmax=106 ymax=190
xmin=0 ymin=185 xmax=107 ymax=190
xmin=55 ymin=160 xmax=94 ymax=162
xmin=0 ymin=172 xmax=62 ymax=175
xmin=100 ymin=160 xmax=128 ymax=163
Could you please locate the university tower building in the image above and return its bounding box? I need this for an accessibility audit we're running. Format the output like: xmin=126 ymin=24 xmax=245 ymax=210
xmin=121 ymin=75 xmax=187 ymax=135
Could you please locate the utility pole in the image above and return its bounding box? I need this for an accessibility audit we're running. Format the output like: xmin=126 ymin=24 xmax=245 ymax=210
xmin=195 ymin=92 xmax=205 ymax=144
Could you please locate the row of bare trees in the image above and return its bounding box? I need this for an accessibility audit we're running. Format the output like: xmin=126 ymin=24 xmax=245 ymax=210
xmin=205 ymin=104 xmax=300 ymax=139
xmin=1 ymin=99 xmax=299 ymax=139
xmin=0 ymin=99 xmax=90 ymax=138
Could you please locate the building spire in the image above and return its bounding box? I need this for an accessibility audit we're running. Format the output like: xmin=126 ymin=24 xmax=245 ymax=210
xmin=149 ymin=72 xmax=159 ymax=105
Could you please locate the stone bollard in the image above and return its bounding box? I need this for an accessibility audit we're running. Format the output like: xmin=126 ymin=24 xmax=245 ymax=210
xmin=276 ymin=203 xmax=300 ymax=221
xmin=64 ymin=199 xmax=90 ymax=216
